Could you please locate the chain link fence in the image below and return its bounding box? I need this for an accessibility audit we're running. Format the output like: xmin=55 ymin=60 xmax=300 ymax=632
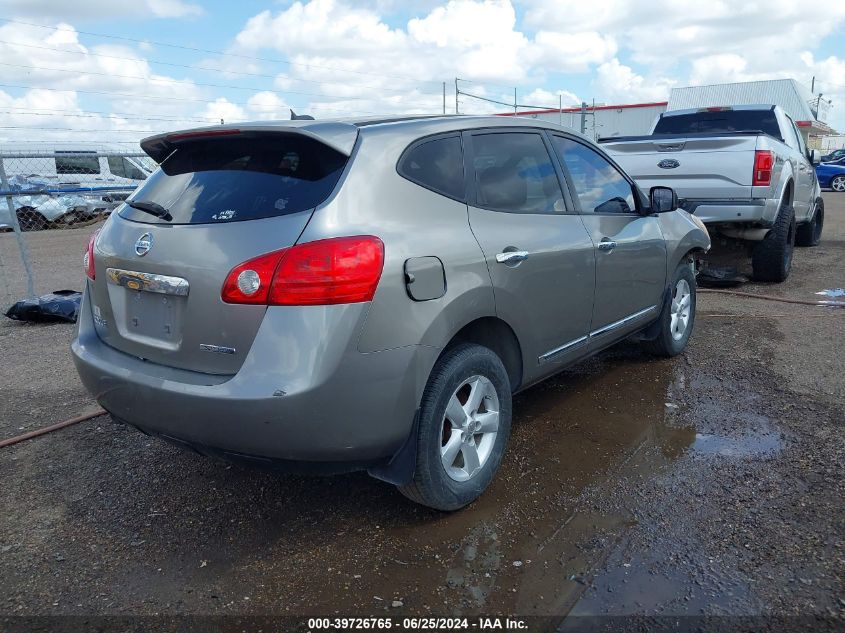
xmin=0 ymin=151 xmax=156 ymax=307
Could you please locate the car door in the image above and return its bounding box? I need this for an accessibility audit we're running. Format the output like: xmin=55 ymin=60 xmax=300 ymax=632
xmin=464 ymin=129 xmax=595 ymax=383
xmin=549 ymin=135 xmax=666 ymax=346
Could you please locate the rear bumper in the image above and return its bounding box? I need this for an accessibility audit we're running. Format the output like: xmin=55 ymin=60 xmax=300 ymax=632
xmin=71 ymin=288 xmax=439 ymax=464
xmin=681 ymin=198 xmax=777 ymax=225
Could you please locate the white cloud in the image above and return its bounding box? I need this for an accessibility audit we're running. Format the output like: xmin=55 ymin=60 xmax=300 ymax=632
xmin=145 ymin=0 xmax=203 ymax=18
xmin=529 ymin=31 xmax=617 ymax=73
xmin=594 ymin=58 xmax=676 ymax=104
xmin=246 ymin=92 xmax=291 ymax=120
xmin=1 ymin=0 xmax=202 ymax=20
xmin=201 ymin=98 xmax=246 ymax=125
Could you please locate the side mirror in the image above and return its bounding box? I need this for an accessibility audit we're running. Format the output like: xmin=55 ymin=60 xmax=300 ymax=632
xmin=649 ymin=186 xmax=678 ymax=213
xmin=809 ymin=149 xmax=821 ymax=165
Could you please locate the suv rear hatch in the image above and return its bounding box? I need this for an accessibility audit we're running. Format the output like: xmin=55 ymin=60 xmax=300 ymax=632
xmin=87 ymin=126 xmax=354 ymax=375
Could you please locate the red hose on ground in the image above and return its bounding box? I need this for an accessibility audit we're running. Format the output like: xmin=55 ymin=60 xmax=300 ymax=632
xmin=698 ymin=288 xmax=845 ymax=307
xmin=0 ymin=409 xmax=107 ymax=449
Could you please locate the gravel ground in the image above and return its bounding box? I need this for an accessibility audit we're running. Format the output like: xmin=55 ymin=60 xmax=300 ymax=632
xmin=0 ymin=195 xmax=843 ymax=631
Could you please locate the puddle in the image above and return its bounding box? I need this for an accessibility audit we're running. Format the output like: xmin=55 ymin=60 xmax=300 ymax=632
xmin=815 ymin=288 xmax=845 ymax=298
xmin=563 ymin=549 xmax=761 ymax=618
xmin=691 ymin=430 xmax=782 ymax=457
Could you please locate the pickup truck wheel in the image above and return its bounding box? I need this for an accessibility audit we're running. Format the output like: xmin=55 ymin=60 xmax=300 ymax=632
xmin=642 ymin=260 xmax=696 ymax=357
xmin=795 ymin=198 xmax=824 ymax=247
xmin=831 ymin=175 xmax=845 ymax=192
xmin=398 ymin=343 xmax=512 ymax=511
xmin=752 ymin=201 xmax=795 ymax=282
xmin=15 ymin=207 xmax=47 ymax=232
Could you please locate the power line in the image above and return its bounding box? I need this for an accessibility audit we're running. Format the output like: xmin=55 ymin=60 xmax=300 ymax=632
xmin=0 ymin=61 xmax=441 ymax=103
xmin=0 ymin=109 xmax=221 ymax=123
xmin=457 ymin=88 xmax=559 ymax=112
xmin=0 ymin=39 xmax=442 ymax=97
xmin=0 ymin=82 xmax=381 ymax=114
xmin=0 ymin=17 xmax=444 ymax=87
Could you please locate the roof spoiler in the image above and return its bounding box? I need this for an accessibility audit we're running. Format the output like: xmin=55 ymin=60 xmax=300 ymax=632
xmin=140 ymin=122 xmax=359 ymax=163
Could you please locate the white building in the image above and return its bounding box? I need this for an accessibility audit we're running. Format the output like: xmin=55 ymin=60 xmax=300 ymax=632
xmin=497 ymin=102 xmax=668 ymax=139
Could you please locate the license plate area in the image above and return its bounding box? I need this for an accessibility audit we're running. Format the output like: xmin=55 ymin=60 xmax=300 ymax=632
xmin=106 ymin=269 xmax=188 ymax=350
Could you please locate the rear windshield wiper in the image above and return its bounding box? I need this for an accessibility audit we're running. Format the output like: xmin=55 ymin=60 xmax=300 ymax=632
xmin=126 ymin=200 xmax=173 ymax=221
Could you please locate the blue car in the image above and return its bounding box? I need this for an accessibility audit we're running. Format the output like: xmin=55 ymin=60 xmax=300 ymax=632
xmin=816 ymin=159 xmax=845 ymax=192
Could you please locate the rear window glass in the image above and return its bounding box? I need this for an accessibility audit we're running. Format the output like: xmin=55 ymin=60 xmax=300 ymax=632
xmin=653 ymin=110 xmax=781 ymax=139
xmin=55 ymin=152 xmax=100 ymax=175
xmin=107 ymin=156 xmax=148 ymax=180
xmin=471 ymin=132 xmax=563 ymax=215
xmin=398 ymin=136 xmax=465 ymax=200
xmin=119 ymin=135 xmax=347 ymax=225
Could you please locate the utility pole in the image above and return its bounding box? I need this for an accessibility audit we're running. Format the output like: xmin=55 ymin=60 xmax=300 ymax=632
xmin=559 ymin=94 xmax=563 ymax=126
xmin=580 ymin=102 xmax=587 ymax=134
xmin=514 ymin=87 xmax=517 ymax=115
xmin=811 ymin=76 xmax=815 ymax=93
xmin=455 ymin=77 xmax=459 ymax=115
xmin=442 ymin=81 xmax=446 ymax=115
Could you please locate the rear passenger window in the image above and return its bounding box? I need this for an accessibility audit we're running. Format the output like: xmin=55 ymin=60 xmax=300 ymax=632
xmin=471 ymin=133 xmax=564 ymax=214
xmin=551 ymin=136 xmax=636 ymax=214
xmin=398 ymin=136 xmax=465 ymax=200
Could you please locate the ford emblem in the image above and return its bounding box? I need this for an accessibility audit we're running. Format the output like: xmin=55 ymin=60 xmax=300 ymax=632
xmin=658 ymin=159 xmax=680 ymax=169
xmin=135 ymin=232 xmax=153 ymax=256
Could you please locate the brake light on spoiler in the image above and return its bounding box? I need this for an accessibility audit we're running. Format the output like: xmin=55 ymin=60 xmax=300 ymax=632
xmin=753 ymin=150 xmax=774 ymax=186
xmin=222 ymin=236 xmax=385 ymax=306
xmin=166 ymin=128 xmax=242 ymax=141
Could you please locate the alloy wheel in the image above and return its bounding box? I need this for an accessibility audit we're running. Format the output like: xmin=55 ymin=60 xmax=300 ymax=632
xmin=670 ymin=278 xmax=692 ymax=341
xmin=440 ymin=375 xmax=500 ymax=482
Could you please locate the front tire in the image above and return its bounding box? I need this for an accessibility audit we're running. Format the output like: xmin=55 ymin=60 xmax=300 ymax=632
xmin=831 ymin=175 xmax=845 ymax=192
xmin=795 ymin=198 xmax=823 ymax=247
xmin=398 ymin=343 xmax=512 ymax=511
xmin=642 ymin=260 xmax=696 ymax=357
xmin=752 ymin=199 xmax=795 ymax=282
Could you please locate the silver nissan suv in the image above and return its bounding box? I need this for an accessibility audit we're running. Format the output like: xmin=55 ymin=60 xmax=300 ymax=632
xmin=72 ymin=115 xmax=710 ymax=510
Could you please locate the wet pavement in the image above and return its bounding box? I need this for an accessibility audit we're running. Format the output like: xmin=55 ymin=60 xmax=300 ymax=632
xmin=1 ymin=194 xmax=844 ymax=629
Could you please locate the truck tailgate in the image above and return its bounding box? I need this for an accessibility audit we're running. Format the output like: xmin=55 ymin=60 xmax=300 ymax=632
xmin=602 ymin=135 xmax=759 ymax=199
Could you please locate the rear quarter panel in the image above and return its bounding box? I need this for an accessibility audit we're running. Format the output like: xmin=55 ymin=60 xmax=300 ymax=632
xmin=296 ymin=125 xmax=496 ymax=393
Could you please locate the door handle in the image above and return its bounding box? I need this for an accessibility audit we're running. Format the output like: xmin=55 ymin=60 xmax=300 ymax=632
xmin=597 ymin=239 xmax=617 ymax=252
xmin=496 ymin=250 xmax=529 ymax=264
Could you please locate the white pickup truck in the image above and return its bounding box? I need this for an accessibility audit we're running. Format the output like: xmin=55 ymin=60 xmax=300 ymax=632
xmin=600 ymin=105 xmax=823 ymax=282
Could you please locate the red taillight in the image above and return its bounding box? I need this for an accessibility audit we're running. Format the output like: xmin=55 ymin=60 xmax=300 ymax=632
xmin=84 ymin=229 xmax=100 ymax=280
xmin=221 ymin=236 xmax=385 ymax=306
xmin=167 ymin=128 xmax=242 ymax=141
xmin=753 ymin=150 xmax=774 ymax=186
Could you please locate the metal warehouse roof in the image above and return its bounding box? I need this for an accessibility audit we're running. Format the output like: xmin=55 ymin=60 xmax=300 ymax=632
xmin=668 ymin=79 xmax=821 ymax=125
xmin=498 ymin=101 xmax=668 ymax=117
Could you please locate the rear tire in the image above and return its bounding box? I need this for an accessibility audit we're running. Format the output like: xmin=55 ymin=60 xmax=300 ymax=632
xmin=831 ymin=175 xmax=845 ymax=192
xmin=642 ymin=260 xmax=696 ymax=357
xmin=398 ymin=343 xmax=512 ymax=511
xmin=795 ymin=198 xmax=823 ymax=247
xmin=752 ymin=199 xmax=795 ymax=282
xmin=15 ymin=207 xmax=47 ymax=232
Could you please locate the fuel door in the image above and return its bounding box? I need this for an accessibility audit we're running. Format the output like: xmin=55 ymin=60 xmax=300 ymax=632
xmin=404 ymin=256 xmax=446 ymax=301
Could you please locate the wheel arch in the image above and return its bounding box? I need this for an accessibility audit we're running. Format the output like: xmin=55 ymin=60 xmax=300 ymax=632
xmin=442 ymin=316 xmax=523 ymax=393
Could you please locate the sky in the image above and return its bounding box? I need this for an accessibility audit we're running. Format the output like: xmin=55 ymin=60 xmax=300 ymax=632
xmin=0 ymin=0 xmax=844 ymax=148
